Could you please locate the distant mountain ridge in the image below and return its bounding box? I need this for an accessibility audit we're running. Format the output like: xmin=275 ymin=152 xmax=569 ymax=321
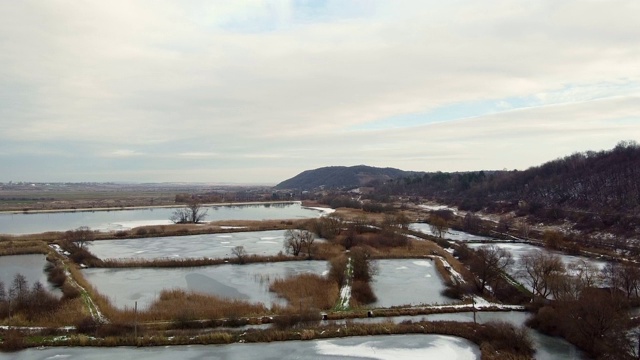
xmin=275 ymin=165 xmax=421 ymax=190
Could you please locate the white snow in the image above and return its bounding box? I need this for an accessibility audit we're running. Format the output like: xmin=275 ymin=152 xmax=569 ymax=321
xmin=316 ymin=336 xmax=480 ymax=360
xmin=412 ymin=260 xmax=433 ymax=267
xmin=305 ymin=206 xmax=336 ymax=216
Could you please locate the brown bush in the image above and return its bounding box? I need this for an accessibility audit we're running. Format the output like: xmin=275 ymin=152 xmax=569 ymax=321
xmin=0 ymin=330 xmax=26 ymax=352
xmin=351 ymin=280 xmax=377 ymax=305
xmin=61 ymin=282 xmax=81 ymax=300
xmin=269 ymin=273 xmax=339 ymax=310
xmin=272 ymin=309 xmax=321 ymax=330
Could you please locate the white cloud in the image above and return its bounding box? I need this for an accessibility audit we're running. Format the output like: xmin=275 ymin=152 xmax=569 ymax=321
xmin=0 ymin=0 xmax=639 ymax=182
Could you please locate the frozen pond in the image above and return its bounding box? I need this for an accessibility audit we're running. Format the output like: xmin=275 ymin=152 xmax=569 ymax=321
xmin=87 ymin=230 xmax=300 ymax=260
xmin=371 ymin=259 xmax=459 ymax=307
xmin=0 ymin=254 xmax=59 ymax=294
xmin=467 ymin=242 xmax=609 ymax=274
xmin=82 ymin=261 xmax=328 ymax=310
xmin=0 ymin=334 xmax=480 ymax=360
xmin=410 ymin=223 xmax=497 ymax=242
xmin=0 ymin=202 xmax=324 ymax=235
xmin=329 ymin=311 xmax=582 ymax=359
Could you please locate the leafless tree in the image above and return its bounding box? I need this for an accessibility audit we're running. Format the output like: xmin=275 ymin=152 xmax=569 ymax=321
xmin=429 ymin=215 xmax=448 ymax=238
xmin=284 ymin=229 xmax=315 ymax=258
xmin=232 ymin=246 xmax=247 ymax=264
xmin=64 ymin=226 xmax=95 ymax=249
xmin=604 ymin=262 xmax=640 ymax=298
xmin=470 ymin=245 xmax=514 ymax=293
xmin=170 ymin=201 xmax=208 ymax=224
xmin=519 ymin=250 xmax=565 ymax=299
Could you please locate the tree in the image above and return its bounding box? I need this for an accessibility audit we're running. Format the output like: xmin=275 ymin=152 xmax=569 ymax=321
xmin=429 ymin=215 xmax=448 ymax=238
xmin=283 ymin=229 xmax=315 ymax=258
xmin=551 ymin=260 xmax=600 ymax=301
xmin=519 ymin=250 xmax=565 ymax=299
xmin=470 ymin=245 xmax=514 ymax=293
xmin=351 ymin=246 xmax=377 ymax=282
xmin=604 ymin=262 xmax=640 ymax=298
xmin=232 ymin=246 xmax=247 ymax=264
xmin=65 ymin=226 xmax=94 ymax=249
xmin=462 ymin=213 xmax=482 ymax=232
xmin=170 ymin=201 xmax=208 ymax=224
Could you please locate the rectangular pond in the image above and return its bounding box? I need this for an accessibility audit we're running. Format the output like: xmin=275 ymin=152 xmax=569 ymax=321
xmin=0 ymin=334 xmax=481 ymax=360
xmin=371 ymin=259 xmax=460 ymax=308
xmin=0 ymin=202 xmax=325 ymax=235
xmin=81 ymin=261 xmax=329 ymax=310
xmin=87 ymin=230 xmax=297 ymax=260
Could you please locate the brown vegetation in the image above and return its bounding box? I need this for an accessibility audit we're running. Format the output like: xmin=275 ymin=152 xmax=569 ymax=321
xmin=269 ymin=273 xmax=339 ymax=311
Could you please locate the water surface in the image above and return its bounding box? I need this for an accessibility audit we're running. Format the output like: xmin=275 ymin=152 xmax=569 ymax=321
xmin=82 ymin=261 xmax=328 ymax=310
xmin=0 ymin=202 xmax=323 ymax=235
xmin=0 ymin=334 xmax=480 ymax=360
xmin=372 ymin=259 xmax=459 ymax=307
xmin=87 ymin=230 xmax=296 ymax=260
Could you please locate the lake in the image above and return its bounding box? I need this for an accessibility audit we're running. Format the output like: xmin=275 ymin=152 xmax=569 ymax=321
xmin=0 ymin=202 xmax=324 ymax=235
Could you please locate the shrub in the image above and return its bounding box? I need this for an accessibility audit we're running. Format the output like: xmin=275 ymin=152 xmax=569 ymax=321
xmin=272 ymin=309 xmax=321 ymax=330
xmin=351 ymin=280 xmax=377 ymax=305
xmin=0 ymin=330 xmax=26 ymax=352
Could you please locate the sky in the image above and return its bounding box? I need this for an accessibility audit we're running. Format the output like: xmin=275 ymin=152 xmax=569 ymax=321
xmin=1 ymin=1 xmax=639 ymax=185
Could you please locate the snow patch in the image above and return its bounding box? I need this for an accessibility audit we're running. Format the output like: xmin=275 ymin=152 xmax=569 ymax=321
xmin=316 ymin=336 xmax=479 ymax=360
xmin=412 ymin=260 xmax=432 ymax=267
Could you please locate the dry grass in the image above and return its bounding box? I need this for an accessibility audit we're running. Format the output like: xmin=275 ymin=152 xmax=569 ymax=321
xmin=0 ymin=240 xmax=49 ymax=256
xmin=269 ymin=273 xmax=339 ymax=311
xmin=113 ymin=289 xmax=269 ymax=323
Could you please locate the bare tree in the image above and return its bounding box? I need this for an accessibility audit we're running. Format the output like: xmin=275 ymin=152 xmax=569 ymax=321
xmin=429 ymin=215 xmax=448 ymax=238
xmin=170 ymin=201 xmax=208 ymax=224
xmin=232 ymin=246 xmax=247 ymax=264
xmin=65 ymin=226 xmax=95 ymax=249
xmin=551 ymin=260 xmax=600 ymax=301
xmin=470 ymin=245 xmax=514 ymax=293
xmin=463 ymin=213 xmax=482 ymax=232
xmin=519 ymin=250 xmax=565 ymax=299
xmin=604 ymin=262 xmax=640 ymax=299
xmin=284 ymin=229 xmax=315 ymax=258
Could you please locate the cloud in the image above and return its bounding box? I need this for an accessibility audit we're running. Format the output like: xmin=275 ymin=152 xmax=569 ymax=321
xmin=0 ymin=0 xmax=639 ymax=182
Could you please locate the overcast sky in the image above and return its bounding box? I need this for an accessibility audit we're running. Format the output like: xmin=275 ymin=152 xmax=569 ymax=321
xmin=1 ymin=1 xmax=639 ymax=184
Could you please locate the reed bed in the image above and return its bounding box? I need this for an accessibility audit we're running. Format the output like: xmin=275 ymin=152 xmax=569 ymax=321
xmin=269 ymin=273 xmax=339 ymax=311
xmin=0 ymin=240 xmax=49 ymax=256
xmin=113 ymin=289 xmax=270 ymax=323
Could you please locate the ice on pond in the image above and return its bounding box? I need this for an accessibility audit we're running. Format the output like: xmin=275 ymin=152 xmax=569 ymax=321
xmin=82 ymin=261 xmax=328 ymax=310
xmin=372 ymin=259 xmax=459 ymax=308
xmin=87 ymin=230 xmax=306 ymax=260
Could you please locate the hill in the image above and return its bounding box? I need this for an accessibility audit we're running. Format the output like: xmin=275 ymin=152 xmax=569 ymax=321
xmin=384 ymin=141 xmax=640 ymax=213
xmin=275 ymin=165 xmax=420 ymax=190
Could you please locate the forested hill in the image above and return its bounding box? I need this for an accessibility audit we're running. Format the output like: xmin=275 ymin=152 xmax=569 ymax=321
xmin=275 ymin=165 xmax=420 ymax=190
xmin=382 ymin=141 xmax=640 ymax=215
